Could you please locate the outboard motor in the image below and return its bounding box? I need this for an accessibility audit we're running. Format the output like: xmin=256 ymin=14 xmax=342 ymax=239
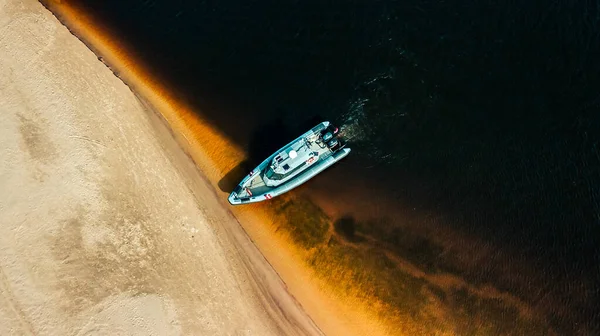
xmin=322 ymin=124 xmax=340 ymax=141
xmin=327 ymin=138 xmax=339 ymax=149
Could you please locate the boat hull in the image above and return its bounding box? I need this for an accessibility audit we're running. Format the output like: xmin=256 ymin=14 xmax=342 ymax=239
xmin=227 ymin=122 xmax=350 ymax=205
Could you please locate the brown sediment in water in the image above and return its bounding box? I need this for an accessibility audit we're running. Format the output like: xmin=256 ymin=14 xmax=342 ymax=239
xmin=39 ymin=1 xmax=393 ymax=335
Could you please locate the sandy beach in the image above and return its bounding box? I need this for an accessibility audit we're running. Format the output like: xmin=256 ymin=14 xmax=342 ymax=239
xmin=0 ymin=1 xmax=324 ymax=335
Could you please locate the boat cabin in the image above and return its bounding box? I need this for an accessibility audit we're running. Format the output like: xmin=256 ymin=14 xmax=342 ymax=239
xmin=265 ymin=138 xmax=316 ymax=182
xmin=262 ymin=123 xmax=344 ymax=186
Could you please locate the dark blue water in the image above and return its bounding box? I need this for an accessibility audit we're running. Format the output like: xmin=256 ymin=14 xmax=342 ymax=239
xmin=64 ymin=0 xmax=600 ymax=333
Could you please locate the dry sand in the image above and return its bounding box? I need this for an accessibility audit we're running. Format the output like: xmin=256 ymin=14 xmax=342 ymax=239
xmin=0 ymin=0 xmax=323 ymax=335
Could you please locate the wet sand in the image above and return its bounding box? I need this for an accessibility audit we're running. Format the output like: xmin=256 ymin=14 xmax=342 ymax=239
xmin=0 ymin=0 xmax=322 ymax=335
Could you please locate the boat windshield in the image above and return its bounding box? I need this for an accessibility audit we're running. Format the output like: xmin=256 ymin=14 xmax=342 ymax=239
xmin=265 ymin=162 xmax=307 ymax=181
xmin=265 ymin=168 xmax=277 ymax=179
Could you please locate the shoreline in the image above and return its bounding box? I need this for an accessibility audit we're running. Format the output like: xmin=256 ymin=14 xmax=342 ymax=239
xmin=38 ymin=1 xmax=391 ymax=335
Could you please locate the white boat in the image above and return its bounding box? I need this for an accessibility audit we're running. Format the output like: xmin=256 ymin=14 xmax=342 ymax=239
xmin=228 ymin=121 xmax=351 ymax=205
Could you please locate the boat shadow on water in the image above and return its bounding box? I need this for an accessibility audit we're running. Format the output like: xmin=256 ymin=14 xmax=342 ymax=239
xmin=217 ymin=160 xmax=251 ymax=193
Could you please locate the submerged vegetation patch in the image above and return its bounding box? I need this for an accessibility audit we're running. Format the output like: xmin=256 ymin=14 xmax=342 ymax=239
xmin=352 ymin=216 xmax=446 ymax=273
xmin=333 ymin=216 xmax=366 ymax=243
xmin=272 ymin=195 xmax=551 ymax=335
xmin=271 ymin=196 xmax=329 ymax=250
xmin=448 ymin=288 xmax=549 ymax=336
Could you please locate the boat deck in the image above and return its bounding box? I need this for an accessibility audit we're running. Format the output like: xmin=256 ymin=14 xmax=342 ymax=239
xmin=237 ymin=132 xmax=333 ymax=198
xmin=240 ymin=174 xmax=271 ymax=197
